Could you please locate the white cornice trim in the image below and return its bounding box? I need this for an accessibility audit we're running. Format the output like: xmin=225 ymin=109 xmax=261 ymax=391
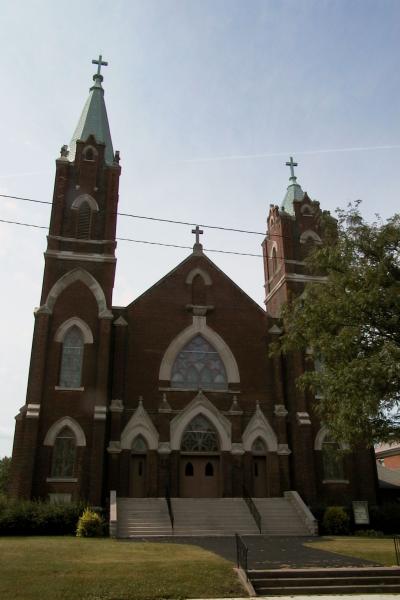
xmin=45 ymin=250 xmax=116 ymax=263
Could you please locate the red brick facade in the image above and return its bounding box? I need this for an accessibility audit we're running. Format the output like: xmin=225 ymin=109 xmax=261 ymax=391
xmin=9 ymin=77 xmax=378 ymax=509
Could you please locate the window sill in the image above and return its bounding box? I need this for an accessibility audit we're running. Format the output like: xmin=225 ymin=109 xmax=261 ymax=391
xmin=46 ymin=477 xmax=78 ymax=483
xmin=55 ymin=386 xmax=84 ymax=392
xmin=322 ymin=479 xmax=349 ymax=484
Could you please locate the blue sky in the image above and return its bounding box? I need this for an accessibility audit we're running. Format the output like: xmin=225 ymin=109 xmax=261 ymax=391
xmin=1 ymin=0 xmax=399 ymax=455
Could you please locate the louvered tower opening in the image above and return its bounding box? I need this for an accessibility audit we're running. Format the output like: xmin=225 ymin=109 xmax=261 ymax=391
xmin=76 ymin=202 xmax=92 ymax=239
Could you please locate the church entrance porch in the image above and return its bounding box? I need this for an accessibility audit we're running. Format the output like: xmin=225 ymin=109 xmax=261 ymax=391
xmin=179 ymin=456 xmax=220 ymax=497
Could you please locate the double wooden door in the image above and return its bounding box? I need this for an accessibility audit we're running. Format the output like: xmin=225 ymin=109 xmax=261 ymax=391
xmin=179 ymin=456 xmax=220 ymax=497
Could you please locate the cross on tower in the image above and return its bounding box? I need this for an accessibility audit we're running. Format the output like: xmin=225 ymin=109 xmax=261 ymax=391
xmin=286 ymin=156 xmax=298 ymax=179
xmin=92 ymin=54 xmax=108 ymax=77
xmin=191 ymin=225 xmax=204 ymax=245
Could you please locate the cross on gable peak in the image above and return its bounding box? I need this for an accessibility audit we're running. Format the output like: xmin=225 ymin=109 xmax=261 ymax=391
xmin=191 ymin=225 xmax=204 ymax=254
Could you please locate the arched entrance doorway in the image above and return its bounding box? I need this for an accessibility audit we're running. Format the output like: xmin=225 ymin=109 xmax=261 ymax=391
xmin=179 ymin=415 xmax=220 ymax=497
xmin=129 ymin=435 xmax=148 ymax=497
xmin=252 ymin=437 xmax=268 ymax=497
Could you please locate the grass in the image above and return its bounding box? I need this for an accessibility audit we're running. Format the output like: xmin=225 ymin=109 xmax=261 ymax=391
xmin=305 ymin=536 xmax=398 ymax=566
xmin=0 ymin=537 xmax=244 ymax=600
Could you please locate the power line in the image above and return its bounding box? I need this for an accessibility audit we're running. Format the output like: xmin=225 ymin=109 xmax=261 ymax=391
xmin=0 ymin=217 xmax=264 ymax=257
xmin=0 ymin=193 xmax=266 ymax=236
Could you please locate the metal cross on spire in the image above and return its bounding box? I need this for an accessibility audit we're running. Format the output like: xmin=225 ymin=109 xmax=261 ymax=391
xmin=192 ymin=225 xmax=204 ymax=245
xmin=286 ymin=156 xmax=298 ymax=179
xmin=92 ymin=54 xmax=108 ymax=77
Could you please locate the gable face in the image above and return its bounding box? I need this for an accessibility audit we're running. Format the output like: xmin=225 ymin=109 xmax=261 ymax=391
xmin=118 ymin=253 xmax=272 ymax=417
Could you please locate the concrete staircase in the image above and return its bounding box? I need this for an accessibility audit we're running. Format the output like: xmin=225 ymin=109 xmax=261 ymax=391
xmin=254 ymin=497 xmax=312 ymax=535
xmin=171 ymin=498 xmax=259 ymax=536
xmin=117 ymin=498 xmax=172 ymax=537
xmin=116 ymin=496 xmax=313 ymax=537
xmin=249 ymin=567 xmax=400 ymax=596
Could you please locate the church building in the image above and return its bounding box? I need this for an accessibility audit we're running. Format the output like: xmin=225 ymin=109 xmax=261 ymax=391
xmin=9 ymin=58 xmax=378 ymax=521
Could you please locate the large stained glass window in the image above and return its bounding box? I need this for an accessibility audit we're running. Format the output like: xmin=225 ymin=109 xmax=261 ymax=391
xmin=171 ymin=335 xmax=227 ymax=390
xmin=181 ymin=415 xmax=219 ymax=452
xmin=51 ymin=427 xmax=76 ymax=478
xmin=59 ymin=326 xmax=84 ymax=388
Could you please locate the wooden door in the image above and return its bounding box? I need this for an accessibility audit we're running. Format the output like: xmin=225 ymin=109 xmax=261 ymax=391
xmin=253 ymin=456 xmax=268 ymax=497
xmin=179 ymin=456 xmax=220 ymax=497
xmin=130 ymin=455 xmax=146 ymax=497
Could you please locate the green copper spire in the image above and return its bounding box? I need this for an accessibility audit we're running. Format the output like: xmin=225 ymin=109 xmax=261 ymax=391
xmin=281 ymin=156 xmax=304 ymax=215
xmin=69 ymin=55 xmax=114 ymax=165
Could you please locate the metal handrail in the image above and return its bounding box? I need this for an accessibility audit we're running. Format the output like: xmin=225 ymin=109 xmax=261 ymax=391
xmin=235 ymin=532 xmax=249 ymax=574
xmin=165 ymin=487 xmax=174 ymax=529
xmin=243 ymin=486 xmax=262 ymax=533
xmin=394 ymin=536 xmax=400 ymax=565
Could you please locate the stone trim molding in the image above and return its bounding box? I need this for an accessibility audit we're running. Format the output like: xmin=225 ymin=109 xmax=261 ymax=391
xmin=54 ymin=317 xmax=94 ymax=344
xmin=277 ymin=443 xmax=291 ymax=455
xmin=170 ymin=391 xmax=232 ymax=451
xmin=157 ymin=442 xmax=172 ymax=455
xmin=231 ymin=443 xmax=245 ymax=455
xmin=297 ymin=411 xmax=312 ymax=425
xmin=71 ymin=193 xmax=99 ymax=212
xmin=185 ymin=267 xmax=212 ymax=286
xmin=94 ymin=406 xmax=107 ymax=421
xmin=274 ymin=404 xmax=288 ymax=417
xmin=159 ymin=315 xmax=240 ymax=384
xmin=46 ymin=477 xmax=78 ymax=483
xmin=113 ymin=316 xmax=128 ymax=326
xmin=299 ymin=229 xmax=322 ymax=245
xmin=110 ymin=399 xmax=124 ymax=413
xmin=26 ymin=403 xmax=40 ymax=418
xmin=120 ymin=400 xmax=159 ymax=450
xmin=314 ymin=425 xmax=349 ymax=451
xmin=107 ymin=441 xmax=122 ymax=454
xmin=44 ymin=416 xmax=86 ymax=447
xmin=322 ymin=479 xmax=350 ymax=484
xmin=41 ymin=268 xmax=112 ymax=319
xmin=242 ymin=404 xmax=278 ymax=452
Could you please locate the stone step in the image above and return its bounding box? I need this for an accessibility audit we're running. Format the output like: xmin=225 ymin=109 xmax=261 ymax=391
xmin=253 ymin=584 xmax=400 ymax=595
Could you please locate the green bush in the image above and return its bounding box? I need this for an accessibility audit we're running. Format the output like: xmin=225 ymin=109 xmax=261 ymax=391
xmin=354 ymin=528 xmax=384 ymax=537
xmin=322 ymin=506 xmax=350 ymax=535
xmin=0 ymin=498 xmax=84 ymax=535
xmin=76 ymin=508 xmax=104 ymax=537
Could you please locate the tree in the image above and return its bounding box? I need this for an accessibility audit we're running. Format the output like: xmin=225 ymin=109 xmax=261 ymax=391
xmin=273 ymin=204 xmax=400 ymax=446
xmin=0 ymin=456 xmax=11 ymax=496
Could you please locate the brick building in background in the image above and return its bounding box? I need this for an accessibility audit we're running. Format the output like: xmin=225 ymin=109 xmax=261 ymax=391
xmin=9 ymin=59 xmax=378 ymax=510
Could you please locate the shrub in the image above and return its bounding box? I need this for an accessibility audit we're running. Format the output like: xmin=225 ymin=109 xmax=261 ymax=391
xmin=354 ymin=528 xmax=384 ymax=537
xmin=76 ymin=508 xmax=104 ymax=537
xmin=322 ymin=506 xmax=350 ymax=535
xmin=0 ymin=498 xmax=84 ymax=535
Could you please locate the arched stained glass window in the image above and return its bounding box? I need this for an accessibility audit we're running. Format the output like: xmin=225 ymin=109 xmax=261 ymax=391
xmin=59 ymin=326 xmax=84 ymax=388
xmin=131 ymin=435 xmax=148 ymax=453
xmin=171 ymin=335 xmax=227 ymax=390
xmin=51 ymin=427 xmax=76 ymax=478
xmin=322 ymin=436 xmax=345 ymax=480
xmin=181 ymin=415 xmax=219 ymax=452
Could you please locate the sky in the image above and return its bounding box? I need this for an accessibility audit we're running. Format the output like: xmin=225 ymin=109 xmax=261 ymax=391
xmin=0 ymin=0 xmax=399 ymax=456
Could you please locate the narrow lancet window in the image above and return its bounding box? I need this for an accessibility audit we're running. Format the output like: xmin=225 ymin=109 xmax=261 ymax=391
xmin=51 ymin=427 xmax=76 ymax=478
xmin=76 ymin=202 xmax=92 ymax=239
xmin=322 ymin=436 xmax=345 ymax=480
xmin=59 ymin=326 xmax=84 ymax=388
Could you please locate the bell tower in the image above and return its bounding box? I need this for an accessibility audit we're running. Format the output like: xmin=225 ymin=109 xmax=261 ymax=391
xmin=10 ymin=57 xmax=121 ymax=504
xmin=262 ymin=158 xmax=327 ymax=318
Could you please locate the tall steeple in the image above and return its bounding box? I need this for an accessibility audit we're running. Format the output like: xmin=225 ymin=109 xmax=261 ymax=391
xmin=69 ymin=55 xmax=114 ymax=165
xmin=281 ymin=156 xmax=304 ymax=215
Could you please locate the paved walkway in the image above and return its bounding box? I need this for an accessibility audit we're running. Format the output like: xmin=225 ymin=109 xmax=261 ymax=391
xmin=131 ymin=535 xmax=379 ymax=569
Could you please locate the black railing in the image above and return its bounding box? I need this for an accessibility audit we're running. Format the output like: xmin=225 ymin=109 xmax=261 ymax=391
xmin=165 ymin=487 xmax=174 ymax=530
xmin=394 ymin=536 xmax=400 ymax=565
xmin=235 ymin=533 xmax=249 ymax=574
xmin=243 ymin=486 xmax=262 ymax=533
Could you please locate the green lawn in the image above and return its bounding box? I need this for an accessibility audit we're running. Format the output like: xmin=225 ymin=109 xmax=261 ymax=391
xmin=305 ymin=536 xmax=398 ymax=566
xmin=0 ymin=537 xmax=244 ymax=600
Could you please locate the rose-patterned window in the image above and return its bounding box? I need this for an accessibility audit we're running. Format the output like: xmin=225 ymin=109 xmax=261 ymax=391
xmin=181 ymin=415 xmax=219 ymax=452
xmin=171 ymin=335 xmax=227 ymax=390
